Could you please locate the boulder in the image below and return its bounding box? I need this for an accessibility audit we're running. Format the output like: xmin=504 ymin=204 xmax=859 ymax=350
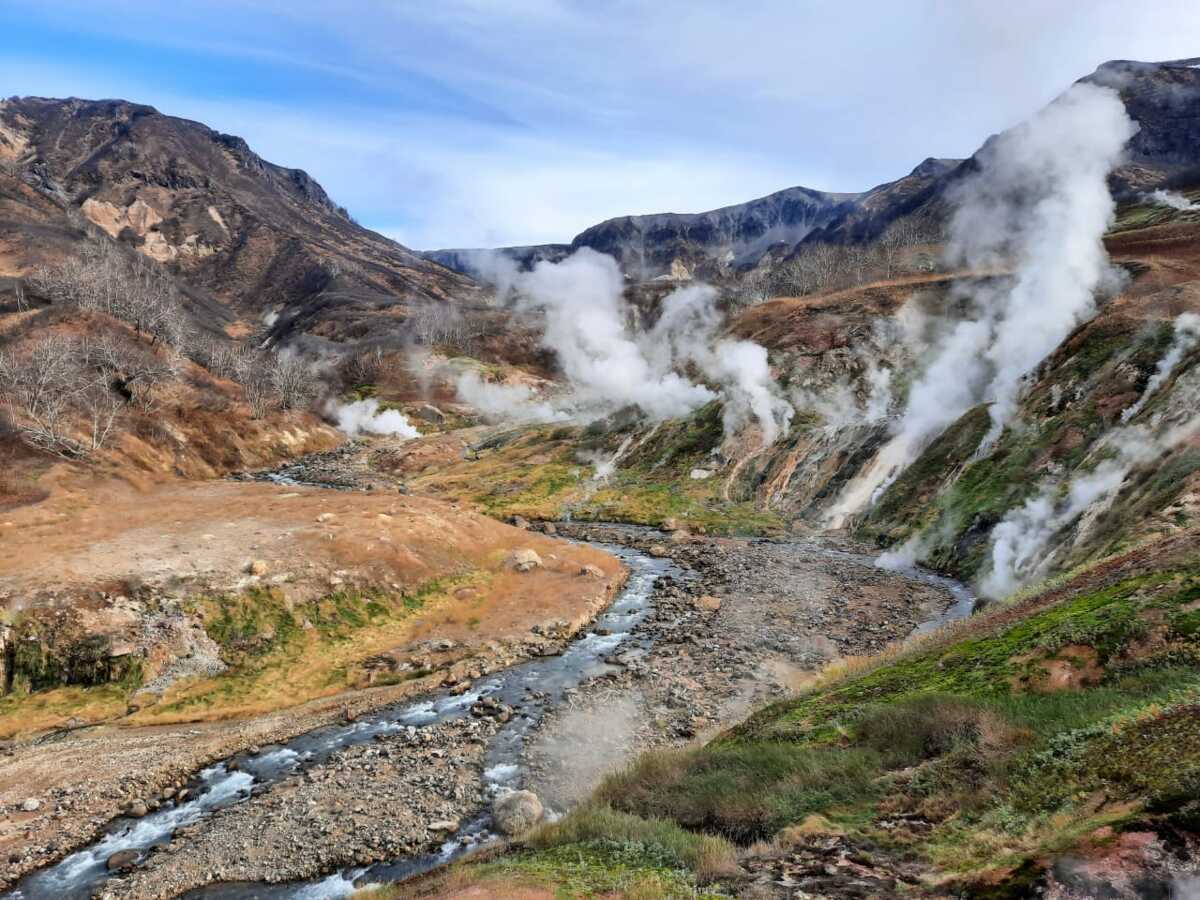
xmin=509 ymin=515 xmax=531 ymax=530
xmin=508 ymin=549 xmax=543 ymax=572
xmin=695 ymin=595 xmax=723 ymax=612
xmin=579 ymin=564 xmax=605 ymax=578
xmin=126 ymin=799 xmax=149 ymax=818
xmin=648 ymin=544 xmax=670 ymax=558
xmin=20 ymin=798 xmax=40 ymax=812
xmin=493 ymin=789 xmax=543 ymax=835
xmin=245 ymin=559 xmax=270 ymax=576
xmin=106 ymin=850 xmax=140 ymax=871
xmin=660 ymin=517 xmax=679 ymax=532
xmin=413 ymin=404 xmax=447 ymax=425
xmin=428 ymin=819 xmax=459 ymax=832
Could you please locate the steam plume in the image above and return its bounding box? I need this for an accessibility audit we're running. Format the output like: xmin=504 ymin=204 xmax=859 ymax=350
xmin=1120 ymin=313 xmax=1200 ymax=422
xmin=828 ymin=83 xmax=1137 ymax=524
xmin=457 ymin=249 xmax=791 ymax=445
xmin=454 ymin=370 xmax=565 ymax=424
xmin=1144 ymin=189 xmax=1200 ymax=212
xmin=332 ymin=399 xmax=420 ymax=438
xmin=980 ymin=416 xmax=1198 ymax=598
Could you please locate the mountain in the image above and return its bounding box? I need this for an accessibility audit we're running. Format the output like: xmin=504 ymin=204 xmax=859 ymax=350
xmin=0 ymin=97 xmax=480 ymax=346
xmin=430 ymin=58 xmax=1200 ymax=283
xmin=428 ymin=183 xmax=876 ymax=282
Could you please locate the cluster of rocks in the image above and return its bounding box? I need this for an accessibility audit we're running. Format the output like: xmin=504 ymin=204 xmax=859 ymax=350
xmin=231 ymin=442 xmax=379 ymax=491
xmin=524 ymin=522 xmax=957 ymax=810
xmin=101 ymin=715 xmax=503 ymax=899
xmin=739 ymin=831 xmax=940 ymax=899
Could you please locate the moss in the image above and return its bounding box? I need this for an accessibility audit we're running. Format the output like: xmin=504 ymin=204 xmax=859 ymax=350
xmin=739 ymin=571 xmax=1182 ymax=742
xmin=866 ymin=405 xmax=992 ymax=538
xmin=9 ymin=631 xmax=143 ymax=695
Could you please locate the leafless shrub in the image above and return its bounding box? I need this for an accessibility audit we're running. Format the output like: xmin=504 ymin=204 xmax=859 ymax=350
xmin=27 ymin=237 xmax=190 ymax=347
xmin=0 ymin=334 xmax=132 ymax=457
xmin=731 ymin=268 xmax=773 ymax=309
xmin=408 ymin=302 xmax=486 ymax=353
xmin=269 ymin=353 xmax=318 ymax=410
xmin=341 ymin=346 xmax=389 ymax=386
xmin=241 ymin=368 xmax=275 ymax=419
xmin=13 ymin=280 xmax=28 ymax=312
xmin=83 ymin=336 xmax=180 ymax=413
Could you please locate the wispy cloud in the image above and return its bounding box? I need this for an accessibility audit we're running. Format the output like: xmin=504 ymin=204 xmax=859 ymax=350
xmin=2 ymin=0 xmax=1198 ymax=248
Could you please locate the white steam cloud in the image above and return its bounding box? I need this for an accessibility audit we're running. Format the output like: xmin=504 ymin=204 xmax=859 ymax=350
xmin=980 ymin=415 xmax=1199 ymax=598
xmin=1144 ymin=189 xmax=1200 ymax=212
xmin=454 ymin=370 xmax=565 ymax=424
xmin=1120 ymin=313 xmax=1200 ymax=423
xmin=828 ymin=83 xmax=1137 ymax=525
xmin=332 ymin=399 xmax=420 ymax=438
xmin=793 ymin=356 xmax=894 ymax=431
xmin=456 ymin=249 xmax=792 ymax=446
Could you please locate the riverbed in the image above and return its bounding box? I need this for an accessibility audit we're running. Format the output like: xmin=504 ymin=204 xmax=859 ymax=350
xmin=6 ymin=527 xmax=973 ymax=900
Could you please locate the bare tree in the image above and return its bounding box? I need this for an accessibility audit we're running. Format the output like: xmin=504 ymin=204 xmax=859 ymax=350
xmin=13 ymin=279 xmax=28 ymax=312
xmin=877 ymin=217 xmax=922 ymax=279
xmin=0 ymin=337 xmax=80 ymax=456
xmin=29 ymin=237 xmax=189 ymax=348
xmin=733 ymin=267 xmax=773 ymax=308
xmin=270 ymin=354 xmax=318 ymax=410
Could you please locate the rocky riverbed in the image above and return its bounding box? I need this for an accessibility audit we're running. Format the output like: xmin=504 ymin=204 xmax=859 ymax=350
xmin=523 ymin=523 xmax=962 ymax=810
xmin=4 ymin=517 xmax=967 ymax=900
xmin=99 ymin=716 xmax=502 ymax=898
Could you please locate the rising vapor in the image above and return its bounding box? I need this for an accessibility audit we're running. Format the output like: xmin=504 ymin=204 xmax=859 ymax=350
xmin=1144 ymin=188 xmax=1200 ymax=212
xmin=332 ymin=399 xmax=420 ymax=438
xmin=828 ymin=83 xmax=1137 ymax=525
xmin=456 ymin=249 xmax=792 ymax=445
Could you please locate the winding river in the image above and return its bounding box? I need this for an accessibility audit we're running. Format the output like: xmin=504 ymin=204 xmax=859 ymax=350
xmin=6 ymin=534 xmax=974 ymax=900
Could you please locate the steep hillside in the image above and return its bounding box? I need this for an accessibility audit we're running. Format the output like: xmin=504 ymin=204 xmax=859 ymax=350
xmin=0 ymin=97 xmax=483 ymax=349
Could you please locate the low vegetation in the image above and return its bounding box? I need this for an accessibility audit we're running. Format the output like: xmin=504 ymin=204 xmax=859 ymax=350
xmin=0 ymin=575 xmax=478 ymax=737
xmin=408 ymin=406 xmax=785 ymax=536
xmin=464 ymin=543 xmax=1200 ymax=894
xmin=371 ymin=804 xmax=735 ymax=899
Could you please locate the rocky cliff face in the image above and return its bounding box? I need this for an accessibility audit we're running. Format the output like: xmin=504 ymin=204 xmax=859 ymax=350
xmin=1085 ymin=58 xmax=1200 ymax=191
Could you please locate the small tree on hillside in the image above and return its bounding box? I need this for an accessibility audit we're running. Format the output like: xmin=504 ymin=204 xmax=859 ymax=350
xmin=877 ymin=217 xmax=922 ymax=279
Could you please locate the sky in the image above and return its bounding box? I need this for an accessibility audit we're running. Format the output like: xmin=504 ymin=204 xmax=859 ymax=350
xmin=3 ymin=1 xmax=1199 ymax=250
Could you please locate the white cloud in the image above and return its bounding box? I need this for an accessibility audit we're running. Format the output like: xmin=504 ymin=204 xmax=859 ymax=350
xmin=3 ymin=1 xmax=1199 ymax=248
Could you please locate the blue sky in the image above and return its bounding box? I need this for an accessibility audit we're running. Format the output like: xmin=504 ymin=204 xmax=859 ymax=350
xmin=4 ymin=1 xmax=1199 ymax=249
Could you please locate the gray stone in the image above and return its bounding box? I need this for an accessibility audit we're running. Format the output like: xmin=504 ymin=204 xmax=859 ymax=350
xmin=493 ymin=789 xmax=543 ymax=835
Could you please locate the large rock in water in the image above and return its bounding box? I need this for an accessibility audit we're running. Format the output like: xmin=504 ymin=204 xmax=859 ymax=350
xmin=493 ymin=789 xmax=543 ymax=835
xmin=106 ymin=850 xmax=139 ymax=871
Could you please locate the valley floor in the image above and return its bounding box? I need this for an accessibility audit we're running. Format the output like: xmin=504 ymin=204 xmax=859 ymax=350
xmin=0 ymin=437 xmax=963 ymax=896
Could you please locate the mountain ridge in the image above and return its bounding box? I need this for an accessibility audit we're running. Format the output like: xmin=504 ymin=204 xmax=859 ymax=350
xmin=428 ymin=57 xmax=1200 ymax=282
